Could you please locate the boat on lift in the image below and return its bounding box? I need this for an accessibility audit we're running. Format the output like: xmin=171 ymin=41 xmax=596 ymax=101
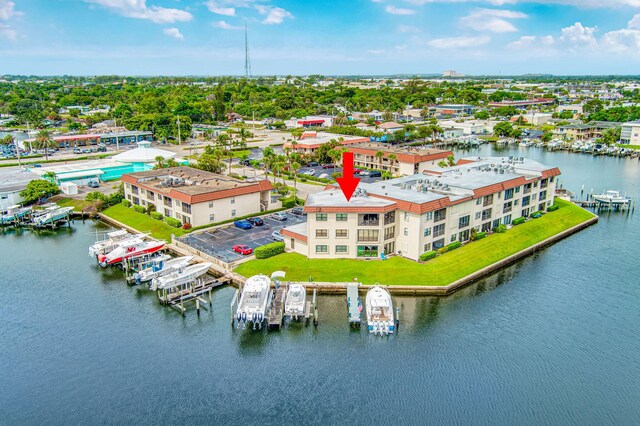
xmin=134 ymin=255 xmax=193 ymax=284
xmin=235 ymin=274 xmax=272 ymax=329
xmin=284 ymin=283 xmax=306 ymax=320
xmin=151 ymin=262 xmax=212 ymax=291
xmin=0 ymin=205 xmax=32 ymax=225
xmin=32 ymin=205 xmax=73 ymax=227
xmin=88 ymin=229 xmax=139 ymax=257
xmin=366 ymin=285 xmax=395 ymax=335
xmin=97 ymin=238 xmax=165 ymax=267
xmin=593 ymin=190 xmax=630 ymax=206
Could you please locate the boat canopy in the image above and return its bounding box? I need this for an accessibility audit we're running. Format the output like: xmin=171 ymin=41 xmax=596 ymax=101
xmin=107 ymin=229 xmax=129 ymax=238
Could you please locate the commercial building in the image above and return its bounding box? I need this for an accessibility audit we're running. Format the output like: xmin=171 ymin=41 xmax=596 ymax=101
xmin=22 ymin=131 xmax=152 ymax=149
xmin=121 ymin=167 xmax=277 ymax=227
xmin=620 ymin=121 xmax=640 ymax=145
xmin=488 ymin=98 xmax=556 ymax=109
xmin=0 ymin=168 xmax=41 ymax=210
xmin=347 ymin=143 xmax=452 ymax=176
xmin=282 ymin=157 xmax=560 ymax=261
xmin=282 ymin=131 xmax=369 ymax=155
xmin=434 ymin=104 xmax=475 ymax=116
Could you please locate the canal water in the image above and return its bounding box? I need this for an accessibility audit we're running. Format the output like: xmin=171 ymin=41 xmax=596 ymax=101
xmin=1 ymin=145 xmax=639 ymax=425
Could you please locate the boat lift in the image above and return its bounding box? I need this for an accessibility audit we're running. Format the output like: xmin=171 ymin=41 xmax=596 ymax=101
xmin=347 ymin=282 xmax=362 ymax=327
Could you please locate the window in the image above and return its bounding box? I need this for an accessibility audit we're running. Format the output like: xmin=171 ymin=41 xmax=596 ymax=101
xmin=503 ymin=202 xmax=512 ymax=214
xmin=384 ymin=226 xmax=395 ymax=240
xmin=475 ymin=212 xmax=481 ymax=220
xmin=476 ymin=198 xmax=482 ymax=205
xmin=450 ymin=234 xmax=457 ymax=243
xmin=534 ymin=181 xmax=538 ymax=187
xmin=164 ymin=209 xmax=171 ymax=217
xmin=523 ymin=183 xmax=532 ymax=194
xmin=147 ymin=191 xmax=154 ymax=200
xmin=522 ymin=195 xmax=531 ymax=207
xmin=231 ymin=209 xmax=236 ymax=217
xmin=133 ymin=197 xmax=140 ymax=205
xmin=384 ymin=242 xmax=395 ymax=255
xmin=482 ymin=208 xmax=492 ymax=221
xmin=404 ymin=212 xmax=409 ymax=222
xmin=504 ymin=188 xmax=514 ymax=200
xmin=175 ymin=200 xmax=181 ymax=208
xmin=458 ymin=215 xmax=470 ymax=229
xmin=433 ymin=223 xmax=445 ymax=238
xmin=424 ymin=211 xmax=433 ymax=221
xmin=315 ymin=245 xmax=328 ymax=253
xmin=423 ymin=243 xmax=431 ymax=252
xmin=483 ymin=194 xmax=493 ymax=207
xmin=181 ymin=203 xmax=191 ymax=214
xmin=514 ymin=199 xmax=519 ymax=206
xmin=522 ymin=208 xmax=530 ymax=217
xmin=316 ymin=229 xmax=328 ymax=238
xmin=492 ymin=219 xmax=500 ymax=229
xmin=336 ymin=213 xmax=348 ymax=221
xmin=357 ymin=245 xmax=378 ymax=257
xmin=515 ymin=186 xmax=520 ymax=193
xmin=540 ymin=178 xmax=548 ymax=189
xmin=316 ymin=213 xmax=328 ymax=221
xmin=482 ymin=222 xmax=492 ymax=232
xmin=208 ymin=201 xmax=214 ymax=208
xmin=357 ymin=229 xmax=379 ymax=242
xmin=434 ymin=208 xmax=446 ymax=222
xmin=335 ymin=229 xmax=348 ymax=238
xmin=209 ymin=214 xmax=215 ymax=222
xmin=163 ymin=196 xmax=172 ymax=207
xmin=131 ymin=185 xmax=139 ymax=195
xmin=433 ymin=238 xmax=445 ymax=249
xmin=335 ymin=245 xmax=348 ymax=254
xmin=230 ymin=197 xmax=236 ymax=204
xmin=358 ymin=213 xmax=379 ymax=226
xmin=384 ymin=211 xmax=395 ymax=225
xmin=503 ymin=215 xmax=512 ymax=225
xmin=539 ymin=190 xmax=547 ymax=201
xmin=423 ymin=227 xmax=431 ymax=237
xmin=403 ymin=228 xmax=408 ymax=236
xmin=459 ymin=229 xmax=470 ymax=242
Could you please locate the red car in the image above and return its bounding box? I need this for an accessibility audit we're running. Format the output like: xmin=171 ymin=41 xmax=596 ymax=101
xmin=233 ymin=244 xmax=253 ymax=255
xmin=353 ymin=168 xmax=363 ymax=174
xmin=322 ymin=163 xmax=335 ymax=169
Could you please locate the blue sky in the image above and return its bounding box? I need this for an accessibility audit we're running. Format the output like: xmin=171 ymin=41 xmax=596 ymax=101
xmin=1 ymin=0 xmax=640 ymax=75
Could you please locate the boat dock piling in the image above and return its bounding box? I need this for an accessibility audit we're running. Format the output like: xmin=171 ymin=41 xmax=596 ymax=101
xmin=230 ymin=289 xmax=239 ymax=326
xmin=157 ymin=275 xmax=226 ymax=316
xmin=347 ymin=283 xmax=362 ymax=326
xmin=304 ymin=287 xmax=318 ymax=327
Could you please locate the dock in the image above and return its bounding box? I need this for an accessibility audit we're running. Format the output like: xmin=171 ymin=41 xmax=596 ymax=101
xmin=157 ymin=275 xmax=227 ymax=316
xmin=267 ymin=285 xmax=286 ymax=329
xmin=347 ymin=283 xmax=362 ymax=326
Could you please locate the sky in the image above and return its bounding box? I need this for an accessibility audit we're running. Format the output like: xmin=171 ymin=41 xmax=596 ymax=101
xmin=1 ymin=0 xmax=640 ymax=76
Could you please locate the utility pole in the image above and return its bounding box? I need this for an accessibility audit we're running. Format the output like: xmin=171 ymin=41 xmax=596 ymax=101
xmin=14 ymin=136 xmax=22 ymax=168
xmin=177 ymin=117 xmax=181 ymax=145
xmin=114 ymin=117 xmax=120 ymax=152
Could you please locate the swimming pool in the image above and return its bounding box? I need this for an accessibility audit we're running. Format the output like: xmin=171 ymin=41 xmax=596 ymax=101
xmin=100 ymin=163 xmax=154 ymax=181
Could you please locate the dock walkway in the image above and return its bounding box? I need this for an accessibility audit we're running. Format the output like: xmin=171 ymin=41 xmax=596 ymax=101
xmin=268 ymin=286 xmax=286 ymax=329
xmin=347 ymin=283 xmax=361 ymax=325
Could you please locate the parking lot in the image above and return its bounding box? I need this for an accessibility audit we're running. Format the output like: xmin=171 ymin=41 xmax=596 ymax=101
xmin=178 ymin=210 xmax=308 ymax=263
xmin=296 ymin=165 xmax=382 ymax=184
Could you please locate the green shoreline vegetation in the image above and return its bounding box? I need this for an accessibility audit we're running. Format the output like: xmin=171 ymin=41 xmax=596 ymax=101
xmin=101 ymin=204 xmax=186 ymax=241
xmin=234 ymin=199 xmax=596 ymax=286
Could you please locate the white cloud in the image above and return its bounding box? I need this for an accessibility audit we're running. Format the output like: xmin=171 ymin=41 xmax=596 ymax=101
xmin=628 ymin=13 xmax=640 ymax=30
xmin=428 ymin=35 xmax=491 ymax=48
xmin=398 ymin=24 xmax=421 ymax=33
xmin=507 ymin=34 xmax=554 ymax=49
xmin=559 ymin=22 xmax=598 ymax=48
xmin=212 ymin=20 xmax=243 ymax=30
xmin=404 ymin=0 xmax=640 ymax=7
xmin=163 ymin=27 xmax=184 ymax=40
xmin=0 ymin=22 xmax=16 ymax=40
xmin=205 ymin=1 xmax=236 ymax=17
xmin=0 ymin=0 xmax=18 ymax=40
xmin=85 ymin=0 xmax=192 ymax=24
xmin=386 ymin=5 xmax=416 ymax=14
xmin=459 ymin=8 xmax=526 ymax=33
xmin=0 ymin=0 xmax=16 ymax=21
xmin=255 ymin=5 xmax=293 ymax=24
xmin=601 ymin=28 xmax=640 ymax=53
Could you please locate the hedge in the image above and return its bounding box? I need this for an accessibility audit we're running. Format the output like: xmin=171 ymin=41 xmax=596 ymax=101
xmin=547 ymin=204 xmax=559 ymax=212
xmin=150 ymin=211 xmax=163 ymax=220
xmin=512 ymin=217 xmax=526 ymax=226
xmin=445 ymin=241 xmax=462 ymax=251
xmin=493 ymin=224 xmax=507 ymax=233
xmin=254 ymin=242 xmax=285 ymax=259
xmin=474 ymin=231 xmax=487 ymax=240
xmin=121 ymin=199 xmax=132 ymax=207
xmin=165 ymin=217 xmax=182 ymax=228
xmin=419 ymin=250 xmax=437 ymax=262
xmin=132 ymin=205 xmax=145 ymax=213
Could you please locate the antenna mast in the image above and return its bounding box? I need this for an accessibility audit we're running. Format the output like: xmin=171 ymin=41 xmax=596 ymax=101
xmin=244 ymin=22 xmax=252 ymax=78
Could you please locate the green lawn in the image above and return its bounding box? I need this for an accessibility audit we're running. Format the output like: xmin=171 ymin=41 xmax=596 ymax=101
xmin=616 ymin=144 xmax=640 ymax=151
xmin=234 ymin=199 xmax=596 ymax=286
xmin=54 ymin=197 xmax=94 ymax=212
xmin=101 ymin=204 xmax=186 ymax=241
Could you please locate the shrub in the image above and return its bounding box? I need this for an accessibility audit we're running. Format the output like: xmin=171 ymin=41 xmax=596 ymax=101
xmin=512 ymin=217 xmax=526 ymax=226
xmin=165 ymin=217 xmax=182 ymax=228
xmin=229 ymin=172 xmax=243 ymax=180
xmin=279 ymin=196 xmax=301 ymax=208
xmin=300 ymin=177 xmax=307 ymax=182
xmin=85 ymin=191 xmax=107 ymax=203
xmin=436 ymin=247 xmax=448 ymax=255
xmin=474 ymin=231 xmax=487 ymax=240
xmin=419 ymin=251 xmax=437 ymax=262
xmin=446 ymin=241 xmax=462 ymax=251
xmin=493 ymin=224 xmax=507 ymax=233
xmin=254 ymin=242 xmax=285 ymax=259
xmin=132 ymin=205 xmax=145 ymax=213
xmin=108 ymin=192 xmax=124 ymax=206
xmin=182 ymin=223 xmax=192 ymax=230
xmin=145 ymin=203 xmax=156 ymax=214
xmin=150 ymin=211 xmax=163 ymax=220
xmin=121 ymin=199 xmax=132 ymax=207
xmin=547 ymin=204 xmax=559 ymax=212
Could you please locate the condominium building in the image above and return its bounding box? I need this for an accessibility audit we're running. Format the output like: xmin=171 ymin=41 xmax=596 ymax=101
xmin=620 ymin=121 xmax=640 ymax=145
xmin=347 ymin=142 xmax=452 ymax=176
xmin=554 ymin=121 xmax=622 ymax=141
xmin=121 ymin=167 xmax=277 ymax=227
xmin=282 ymin=157 xmax=560 ymax=261
xmin=282 ymin=131 xmax=369 ymax=155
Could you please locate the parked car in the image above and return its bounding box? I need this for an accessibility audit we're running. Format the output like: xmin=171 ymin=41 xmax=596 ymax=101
xmin=271 ymin=212 xmax=288 ymax=221
xmin=87 ymin=180 xmax=100 ymax=188
xmin=271 ymin=231 xmax=284 ymax=242
xmin=239 ymin=159 xmax=251 ymax=166
xmin=369 ymin=171 xmax=382 ymax=178
xmin=97 ymin=146 xmax=107 ymax=152
xmin=308 ymin=161 xmax=319 ymax=167
xmin=232 ymin=244 xmax=253 ymax=255
xmin=247 ymin=217 xmax=264 ymax=226
xmin=322 ymin=163 xmax=335 ymax=169
xmin=73 ymin=148 xmax=82 ymax=154
xmin=305 ymin=169 xmax=316 ymax=176
xmin=359 ymin=170 xmax=370 ymax=176
xmin=291 ymin=207 xmax=306 ymax=216
xmin=318 ymin=173 xmax=330 ymax=179
xmin=234 ymin=219 xmax=253 ymax=229
xmin=353 ymin=168 xmax=363 ymax=174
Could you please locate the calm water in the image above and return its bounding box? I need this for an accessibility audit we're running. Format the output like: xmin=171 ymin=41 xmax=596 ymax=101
xmin=1 ymin=146 xmax=640 ymax=425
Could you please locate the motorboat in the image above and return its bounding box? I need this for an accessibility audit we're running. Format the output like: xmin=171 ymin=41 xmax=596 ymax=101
xmin=97 ymin=238 xmax=165 ymax=267
xmin=235 ymin=274 xmax=272 ymax=329
xmin=151 ymin=262 xmax=212 ymax=291
xmin=88 ymin=229 xmax=137 ymax=257
xmin=32 ymin=205 xmax=73 ymax=227
xmin=593 ymin=190 xmax=630 ymax=206
xmin=366 ymin=285 xmax=395 ymax=335
xmin=0 ymin=205 xmax=32 ymax=225
xmin=519 ymin=139 xmax=531 ymax=147
xmin=284 ymin=283 xmax=306 ymax=320
xmin=134 ymin=255 xmax=193 ymax=284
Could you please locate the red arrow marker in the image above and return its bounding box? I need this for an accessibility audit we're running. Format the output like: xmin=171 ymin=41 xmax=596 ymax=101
xmin=336 ymin=151 xmax=361 ymax=201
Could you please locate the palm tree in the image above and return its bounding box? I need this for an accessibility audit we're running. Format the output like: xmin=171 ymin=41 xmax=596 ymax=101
xmin=291 ymin=139 xmax=298 ymax=153
xmin=154 ymin=155 xmax=165 ymax=169
xmin=34 ymin=130 xmax=56 ymax=161
xmin=1 ymin=134 xmax=13 ymax=145
xmin=43 ymin=171 xmax=57 ymax=183
xmin=375 ymin=150 xmax=385 ymax=171
xmin=262 ymin=146 xmax=276 ymax=183
xmin=239 ymin=153 xmax=249 ymax=175
xmin=291 ymin=161 xmax=301 ymax=203
xmin=388 ymin=154 xmax=397 ymax=175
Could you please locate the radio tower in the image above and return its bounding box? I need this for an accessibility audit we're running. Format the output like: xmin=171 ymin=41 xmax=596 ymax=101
xmin=244 ymin=22 xmax=252 ymax=78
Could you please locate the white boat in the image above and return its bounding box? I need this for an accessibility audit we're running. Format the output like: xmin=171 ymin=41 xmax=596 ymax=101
xmin=98 ymin=238 xmax=165 ymax=267
xmin=32 ymin=205 xmax=73 ymax=227
xmin=235 ymin=274 xmax=272 ymax=329
xmin=593 ymin=190 xmax=630 ymax=206
xmin=151 ymin=262 xmax=212 ymax=291
xmin=88 ymin=229 xmax=135 ymax=257
xmin=366 ymin=286 xmax=395 ymax=335
xmin=284 ymin=284 xmax=306 ymax=320
xmin=0 ymin=205 xmax=32 ymax=225
xmin=519 ymin=139 xmax=531 ymax=147
xmin=134 ymin=255 xmax=193 ymax=284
